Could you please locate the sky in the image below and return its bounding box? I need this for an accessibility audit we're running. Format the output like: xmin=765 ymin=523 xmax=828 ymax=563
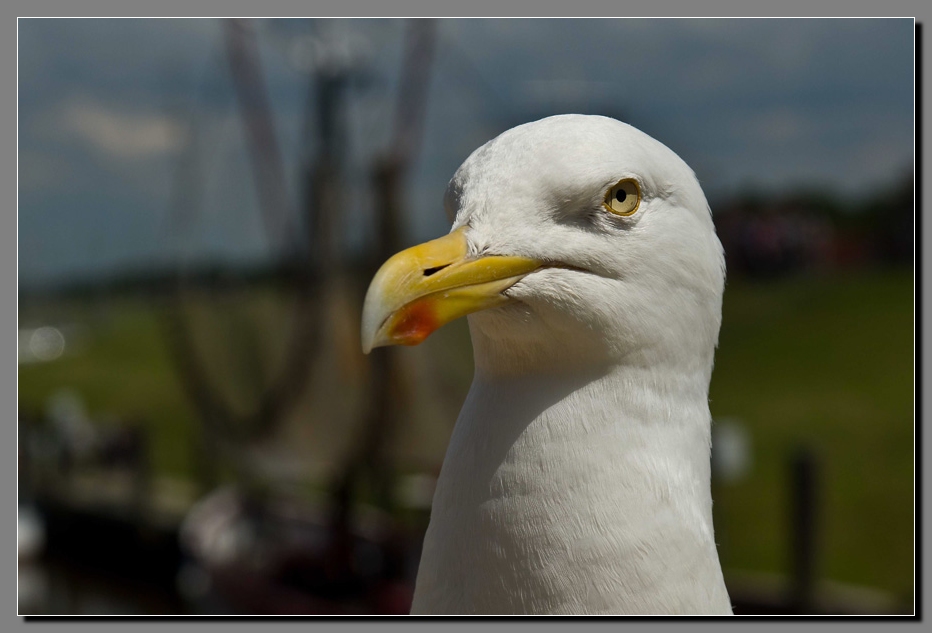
xmin=18 ymin=18 xmax=915 ymax=287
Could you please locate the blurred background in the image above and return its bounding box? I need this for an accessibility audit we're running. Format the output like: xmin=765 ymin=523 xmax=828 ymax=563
xmin=18 ymin=18 xmax=914 ymax=615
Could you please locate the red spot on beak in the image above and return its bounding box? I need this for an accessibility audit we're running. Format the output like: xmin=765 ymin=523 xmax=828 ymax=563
xmin=389 ymin=299 xmax=438 ymax=346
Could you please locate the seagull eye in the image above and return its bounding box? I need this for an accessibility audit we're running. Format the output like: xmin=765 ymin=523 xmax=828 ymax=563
xmin=603 ymin=179 xmax=640 ymax=216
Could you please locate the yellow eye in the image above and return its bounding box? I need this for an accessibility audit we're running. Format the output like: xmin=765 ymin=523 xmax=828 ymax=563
xmin=603 ymin=179 xmax=640 ymax=216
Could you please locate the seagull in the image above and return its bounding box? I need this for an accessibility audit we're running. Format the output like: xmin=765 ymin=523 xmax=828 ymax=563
xmin=361 ymin=114 xmax=732 ymax=615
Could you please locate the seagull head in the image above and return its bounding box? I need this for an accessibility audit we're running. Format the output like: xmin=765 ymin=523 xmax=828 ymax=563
xmin=362 ymin=115 xmax=725 ymax=378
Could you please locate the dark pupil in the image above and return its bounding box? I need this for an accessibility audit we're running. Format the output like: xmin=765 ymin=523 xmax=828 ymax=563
xmin=615 ymin=189 xmax=627 ymax=203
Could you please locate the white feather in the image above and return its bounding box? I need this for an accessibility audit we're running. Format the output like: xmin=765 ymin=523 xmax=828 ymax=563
xmin=412 ymin=115 xmax=731 ymax=615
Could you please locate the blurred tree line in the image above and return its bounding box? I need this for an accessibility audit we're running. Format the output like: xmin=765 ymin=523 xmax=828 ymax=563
xmin=714 ymin=171 xmax=913 ymax=279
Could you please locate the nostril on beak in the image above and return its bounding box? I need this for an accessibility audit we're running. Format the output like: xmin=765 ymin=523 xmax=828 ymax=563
xmin=423 ymin=264 xmax=451 ymax=277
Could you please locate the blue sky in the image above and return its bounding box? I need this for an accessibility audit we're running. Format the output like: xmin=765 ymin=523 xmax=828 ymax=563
xmin=18 ymin=18 xmax=914 ymax=286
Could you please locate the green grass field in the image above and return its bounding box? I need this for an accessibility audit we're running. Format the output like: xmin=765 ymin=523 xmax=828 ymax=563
xmin=19 ymin=299 xmax=201 ymax=479
xmin=709 ymin=269 xmax=914 ymax=602
xmin=18 ymin=268 xmax=914 ymax=600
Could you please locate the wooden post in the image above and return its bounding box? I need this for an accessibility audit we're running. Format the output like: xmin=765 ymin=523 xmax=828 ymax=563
xmin=789 ymin=446 xmax=819 ymax=613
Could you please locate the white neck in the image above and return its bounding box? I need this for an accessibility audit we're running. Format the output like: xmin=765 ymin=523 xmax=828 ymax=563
xmin=411 ymin=343 xmax=732 ymax=614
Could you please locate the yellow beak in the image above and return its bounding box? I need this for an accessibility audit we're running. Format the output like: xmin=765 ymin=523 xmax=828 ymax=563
xmin=361 ymin=226 xmax=542 ymax=353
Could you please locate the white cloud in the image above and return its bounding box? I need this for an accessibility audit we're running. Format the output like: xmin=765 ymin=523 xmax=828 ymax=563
xmin=56 ymin=97 xmax=185 ymax=160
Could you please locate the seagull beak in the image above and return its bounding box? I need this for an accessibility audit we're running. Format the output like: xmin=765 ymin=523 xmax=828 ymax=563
xmin=361 ymin=226 xmax=541 ymax=353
